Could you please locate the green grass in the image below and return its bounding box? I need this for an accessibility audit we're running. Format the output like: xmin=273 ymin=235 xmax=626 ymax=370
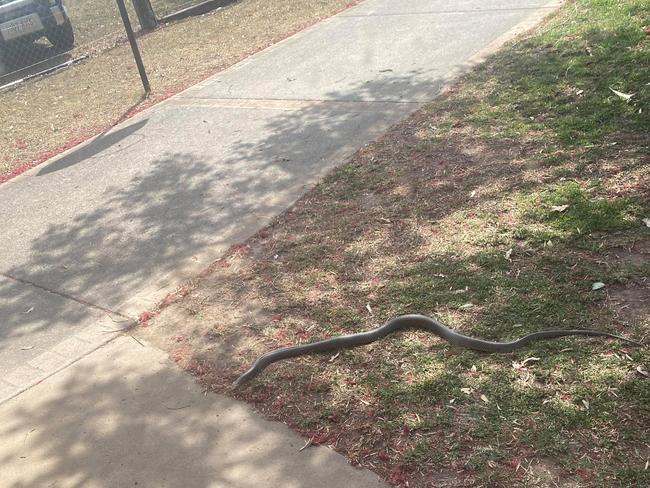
xmin=467 ymin=0 xmax=650 ymax=147
xmin=518 ymin=181 xmax=644 ymax=243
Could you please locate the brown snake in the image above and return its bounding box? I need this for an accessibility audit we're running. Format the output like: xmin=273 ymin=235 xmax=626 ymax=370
xmin=234 ymin=314 xmax=643 ymax=386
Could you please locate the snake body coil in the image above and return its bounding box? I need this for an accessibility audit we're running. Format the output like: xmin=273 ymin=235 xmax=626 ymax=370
xmin=234 ymin=314 xmax=642 ymax=386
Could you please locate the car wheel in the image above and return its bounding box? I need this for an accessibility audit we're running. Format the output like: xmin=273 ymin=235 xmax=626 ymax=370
xmin=47 ymin=19 xmax=74 ymax=52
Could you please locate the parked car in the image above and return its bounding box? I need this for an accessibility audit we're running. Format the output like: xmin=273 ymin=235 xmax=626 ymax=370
xmin=0 ymin=0 xmax=74 ymax=52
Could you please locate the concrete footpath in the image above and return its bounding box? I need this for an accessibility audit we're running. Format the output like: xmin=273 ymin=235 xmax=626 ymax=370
xmin=0 ymin=1 xmax=560 ymax=486
xmin=0 ymin=336 xmax=385 ymax=487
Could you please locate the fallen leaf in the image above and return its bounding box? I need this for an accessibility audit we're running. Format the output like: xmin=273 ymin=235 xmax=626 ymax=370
xmin=636 ymin=365 xmax=649 ymax=377
xmin=460 ymin=387 xmax=473 ymax=395
xmin=582 ymin=399 xmax=590 ymax=410
xmin=521 ymin=357 xmax=540 ymax=366
xmin=366 ymin=303 xmax=373 ymax=315
xmin=592 ymin=282 xmax=606 ymax=291
xmin=459 ymin=303 xmax=474 ymax=310
xmin=643 ymin=218 xmax=650 ymax=228
xmin=504 ymin=248 xmax=513 ymax=261
xmin=550 ymin=204 xmax=569 ymax=212
xmin=470 ymin=365 xmax=477 ymax=373
xmin=480 ymin=394 xmax=489 ymax=403
xmin=299 ymin=438 xmax=313 ymax=451
xmin=609 ymin=87 xmax=634 ymax=102
xmin=576 ymin=89 xmax=584 ymax=95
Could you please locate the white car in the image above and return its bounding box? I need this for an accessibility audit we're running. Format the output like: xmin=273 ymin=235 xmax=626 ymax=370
xmin=0 ymin=0 xmax=74 ymax=52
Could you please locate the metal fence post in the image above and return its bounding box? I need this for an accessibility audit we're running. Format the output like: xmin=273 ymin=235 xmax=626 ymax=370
xmin=132 ymin=0 xmax=159 ymax=31
xmin=115 ymin=0 xmax=151 ymax=94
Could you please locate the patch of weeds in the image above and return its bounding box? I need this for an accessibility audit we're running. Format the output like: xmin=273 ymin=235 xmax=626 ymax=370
xmin=615 ymin=466 xmax=650 ymax=487
xmin=405 ymin=439 xmax=445 ymax=465
xmin=479 ymin=1 xmax=650 ymax=147
xmin=382 ymin=249 xmax=609 ymax=339
xmin=324 ymin=159 xmax=389 ymax=200
xmin=538 ymin=153 xmax=569 ymax=168
xmin=282 ymin=243 xmax=334 ymax=271
xmin=618 ymin=378 xmax=650 ymax=408
xmin=465 ymin=446 xmax=504 ymax=470
xmin=378 ymin=370 xmax=466 ymax=406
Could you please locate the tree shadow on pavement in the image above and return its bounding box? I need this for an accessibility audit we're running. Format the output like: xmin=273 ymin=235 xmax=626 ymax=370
xmin=0 ymin=71 xmax=453 ymax=351
xmin=0 ymin=337 xmax=372 ymax=487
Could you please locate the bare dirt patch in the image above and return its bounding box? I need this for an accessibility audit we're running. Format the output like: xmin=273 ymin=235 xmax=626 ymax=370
xmin=608 ymin=284 xmax=650 ymax=325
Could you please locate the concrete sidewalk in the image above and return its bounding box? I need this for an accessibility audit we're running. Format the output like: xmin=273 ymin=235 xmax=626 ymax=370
xmin=0 ymin=0 xmax=560 ymax=485
xmin=0 ymin=336 xmax=386 ymax=487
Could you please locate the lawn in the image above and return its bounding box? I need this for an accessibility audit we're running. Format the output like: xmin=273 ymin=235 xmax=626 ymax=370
xmin=140 ymin=1 xmax=649 ymax=486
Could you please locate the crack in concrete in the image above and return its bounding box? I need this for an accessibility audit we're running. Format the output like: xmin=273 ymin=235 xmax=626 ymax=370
xmin=168 ymin=96 xmax=424 ymax=112
xmin=341 ymin=6 xmax=562 ymax=18
xmin=0 ymin=272 xmax=137 ymax=326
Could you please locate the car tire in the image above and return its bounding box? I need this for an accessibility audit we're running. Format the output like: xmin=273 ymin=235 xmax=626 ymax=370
xmin=47 ymin=19 xmax=74 ymax=52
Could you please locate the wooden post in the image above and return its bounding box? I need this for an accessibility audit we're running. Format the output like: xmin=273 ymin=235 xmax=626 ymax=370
xmin=131 ymin=0 xmax=158 ymax=32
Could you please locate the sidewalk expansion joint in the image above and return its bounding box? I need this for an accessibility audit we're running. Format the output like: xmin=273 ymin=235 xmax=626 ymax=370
xmin=168 ymin=97 xmax=424 ymax=112
xmin=340 ymin=6 xmax=562 ymax=18
xmin=0 ymin=272 xmax=137 ymax=327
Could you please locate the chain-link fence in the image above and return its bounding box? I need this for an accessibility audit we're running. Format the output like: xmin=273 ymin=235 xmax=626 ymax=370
xmin=0 ymin=0 xmax=215 ymax=87
xmin=1 ymin=0 xmax=134 ymax=87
